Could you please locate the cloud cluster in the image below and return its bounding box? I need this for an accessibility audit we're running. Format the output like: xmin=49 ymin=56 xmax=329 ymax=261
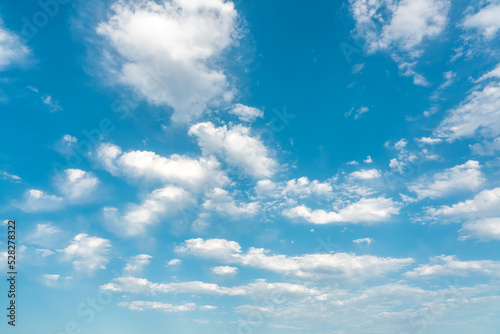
xmin=176 ymin=238 xmax=413 ymax=281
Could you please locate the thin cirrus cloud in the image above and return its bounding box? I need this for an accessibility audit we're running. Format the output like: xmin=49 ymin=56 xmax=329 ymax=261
xmin=96 ymin=0 xmax=239 ymax=123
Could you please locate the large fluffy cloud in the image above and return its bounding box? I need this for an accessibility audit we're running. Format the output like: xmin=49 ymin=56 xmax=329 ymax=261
xmin=96 ymin=0 xmax=239 ymax=122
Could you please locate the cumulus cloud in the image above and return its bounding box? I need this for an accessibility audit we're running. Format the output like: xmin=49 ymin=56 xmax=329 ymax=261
xmin=460 ymin=218 xmax=500 ymax=241
xmin=59 ymin=234 xmax=111 ymax=274
xmin=167 ymin=259 xmax=182 ymax=266
xmin=42 ymin=274 xmax=73 ymax=287
xmin=176 ymin=238 xmax=413 ymax=281
xmin=56 ymin=169 xmax=99 ymax=201
xmin=427 ymin=187 xmax=500 ymax=219
xmin=189 ymin=122 xmax=277 ymax=178
xmin=212 ymin=265 xmax=238 ymax=276
xmin=203 ymin=187 xmax=259 ymax=217
xmin=408 ymin=160 xmax=484 ymax=199
xmin=19 ymin=189 xmax=64 ymax=212
xmin=96 ymin=143 xmax=228 ymax=191
xmin=124 ymin=254 xmax=152 ymax=275
xmin=349 ymin=169 xmax=381 ymax=180
xmin=230 ymin=104 xmax=264 ymax=122
xmin=405 ymin=255 xmax=500 ymax=278
xmin=281 ymin=177 xmax=333 ymax=198
xmin=104 ymin=185 xmax=195 ymax=236
xmin=353 ymin=238 xmax=373 ymax=245
xmin=0 ymin=18 xmax=30 ymax=69
xmin=96 ymin=0 xmax=239 ymax=122
xmin=283 ymin=197 xmax=401 ymax=225
xmin=26 ymin=223 xmax=62 ymax=247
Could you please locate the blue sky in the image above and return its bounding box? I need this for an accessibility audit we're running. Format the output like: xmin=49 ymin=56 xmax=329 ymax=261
xmin=1 ymin=0 xmax=500 ymax=333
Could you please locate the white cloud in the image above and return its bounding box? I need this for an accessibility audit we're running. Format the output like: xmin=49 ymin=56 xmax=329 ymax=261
xmin=118 ymin=301 xmax=198 ymax=312
xmin=97 ymin=143 xmax=228 ymax=191
xmin=230 ymin=104 xmax=264 ymax=122
xmin=189 ymin=122 xmax=277 ymax=179
xmin=0 ymin=171 xmax=21 ymax=182
xmin=463 ymin=2 xmax=500 ymax=39
xmin=353 ymin=238 xmax=373 ymax=245
xmin=176 ymin=238 xmax=413 ymax=281
xmin=167 ymin=259 xmax=182 ymax=266
xmin=349 ymin=0 xmax=450 ymax=83
xmin=283 ymin=197 xmax=400 ymax=225
xmin=364 ymin=155 xmax=373 ymax=163
xmin=408 ymin=160 xmax=484 ymax=199
xmin=42 ymin=95 xmax=63 ymax=113
xmin=405 ymin=255 xmax=500 ymax=278
xmin=26 ymin=223 xmax=62 ymax=247
xmin=436 ymin=64 xmax=500 ymax=142
xmin=60 ymin=234 xmax=111 ymax=274
xmin=212 ymin=265 xmax=238 ymax=276
xmin=96 ymin=0 xmax=238 ymax=122
xmin=203 ymin=187 xmax=259 ymax=217
xmin=416 ymin=136 xmax=442 ymax=144
xmin=349 ymin=169 xmax=381 ymax=180
xmin=104 ymin=185 xmax=194 ymax=236
xmin=345 ymin=106 xmax=369 ymax=119
xmin=427 ymin=187 xmax=500 ymax=219
xmin=0 ymin=19 xmax=30 ymax=69
xmin=56 ymin=169 xmax=99 ymax=201
xmin=460 ymin=218 xmax=500 ymax=241
xmin=124 ymin=254 xmax=152 ymax=275
xmin=0 ymin=252 xmax=6 ymax=270
xmin=102 ymin=277 xmax=317 ymax=298
xmin=281 ymin=177 xmax=333 ymax=198
xmin=42 ymin=274 xmax=72 ymax=287
xmin=477 ymin=62 xmax=500 ymax=82
xmin=19 ymin=189 xmax=64 ymax=212
xmin=254 ymin=179 xmax=277 ymax=198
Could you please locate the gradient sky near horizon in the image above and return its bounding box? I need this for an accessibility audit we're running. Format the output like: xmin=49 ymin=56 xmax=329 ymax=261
xmin=1 ymin=0 xmax=500 ymax=333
